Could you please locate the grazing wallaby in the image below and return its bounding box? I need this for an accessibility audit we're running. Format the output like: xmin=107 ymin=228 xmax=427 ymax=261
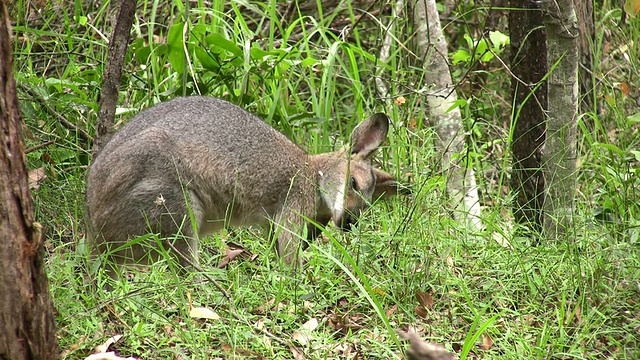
xmin=85 ymin=96 xmax=399 ymax=280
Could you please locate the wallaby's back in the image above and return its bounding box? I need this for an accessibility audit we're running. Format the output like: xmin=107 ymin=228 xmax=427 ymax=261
xmin=86 ymin=96 xmax=311 ymax=271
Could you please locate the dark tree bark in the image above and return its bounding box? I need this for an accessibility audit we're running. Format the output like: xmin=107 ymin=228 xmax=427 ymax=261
xmin=94 ymin=0 xmax=137 ymax=155
xmin=575 ymin=0 xmax=595 ymax=112
xmin=509 ymin=0 xmax=547 ymax=234
xmin=0 ymin=1 xmax=61 ymax=358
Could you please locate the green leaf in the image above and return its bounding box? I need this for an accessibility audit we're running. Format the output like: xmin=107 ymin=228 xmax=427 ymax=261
xmin=205 ymin=33 xmax=242 ymax=57
xmin=195 ymin=47 xmax=219 ymax=72
xmin=167 ymin=22 xmax=185 ymax=73
xmin=592 ymin=142 xmax=625 ymax=156
xmin=480 ymin=50 xmax=495 ymax=62
xmin=446 ymin=99 xmax=468 ymax=113
xmin=74 ymin=16 xmax=88 ymax=26
xmin=489 ymin=30 xmax=510 ymax=49
xmin=300 ymin=56 xmax=318 ymax=67
xmin=452 ymin=49 xmax=471 ymax=65
xmin=626 ymin=112 xmax=640 ymax=124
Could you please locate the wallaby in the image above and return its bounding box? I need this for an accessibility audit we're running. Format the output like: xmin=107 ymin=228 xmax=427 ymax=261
xmin=85 ymin=96 xmax=399 ymax=281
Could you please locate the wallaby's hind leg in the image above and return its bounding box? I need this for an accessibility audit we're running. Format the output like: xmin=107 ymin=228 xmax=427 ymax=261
xmin=153 ymin=189 xmax=204 ymax=273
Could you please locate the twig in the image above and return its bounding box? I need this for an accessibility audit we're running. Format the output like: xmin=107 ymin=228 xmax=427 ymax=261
xmin=25 ymin=140 xmax=55 ymax=154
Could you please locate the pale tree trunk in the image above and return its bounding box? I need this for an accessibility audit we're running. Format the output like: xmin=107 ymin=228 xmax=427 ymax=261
xmin=541 ymin=0 xmax=579 ymax=239
xmin=412 ymin=0 xmax=482 ymax=230
xmin=0 ymin=1 xmax=61 ymax=358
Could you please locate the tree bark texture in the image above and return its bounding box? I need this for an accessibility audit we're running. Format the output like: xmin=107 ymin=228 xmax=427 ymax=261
xmin=542 ymin=0 xmax=579 ymax=239
xmin=412 ymin=0 xmax=482 ymax=230
xmin=509 ymin=1 xmax=547 ymax=234
xmin=0 ymin=1 xmax=61 ymax=358
xmin=575 ymin=0 xmax=595 ymax=112
xmin=95 ymin=0 xmax=137 ymax=155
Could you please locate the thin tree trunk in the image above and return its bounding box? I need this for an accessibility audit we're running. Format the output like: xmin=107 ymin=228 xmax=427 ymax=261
xmin=509 ymin=1 xmax=547 ymax=234
xmin=575 ymin=0 xmax=595 ymax=112
xmin=542 ymin=0 xmax=579 ymax=239
xmin=0 ymin=1 xmax=60 ymax=358
xmin=412 ymin=0 xmax=483 ymax=230
xmin=95 ymin=0 xmax=137 ymax=154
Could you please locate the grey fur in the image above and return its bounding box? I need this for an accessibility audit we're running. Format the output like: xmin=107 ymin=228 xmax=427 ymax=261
xmin=85 ymin=96 xmax=399 ymax=280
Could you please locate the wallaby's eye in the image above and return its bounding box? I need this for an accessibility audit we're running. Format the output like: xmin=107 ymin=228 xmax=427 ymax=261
xmin=350 ymin=176 xmax=358 ymax=191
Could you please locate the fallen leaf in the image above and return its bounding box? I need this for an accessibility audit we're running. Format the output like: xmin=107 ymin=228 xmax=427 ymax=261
xmin=386 ymin=304 xmax=398 ymax=318
xmin=446 ymin=256 xmax=454 ymax=268
xmin=619 ymin=82 xmax=630 ymax=95
xmin=186 ymin=291 xmax=220 ymax=320
xmin=28 ymin=167 xmax=46 ymax=190
xmin=218 ymin=247 xmax=245 ymax=268
xmin=482 ymin=333 xmax=493 ymax=350
xmin=293 ymin=318 xmax=319 ymax=345
xmin=94 ymin=335 xmax=123 ymax=353
xmin=416 ymin=291 xmax=434 ymax=309
xmin=373 ymin=287 xmax=386 ymax=296
xmin=415 ymin=305 xmax=429 ymax=319
xmin=189 ymin=306 xmax=221 ymax=320
xmin=84 ymin=352 xmax=138 ymax=360
xmin=624 ymin=0 xmax=640 ymax=17
xmin=397 ymin=330 xmax=456 ymax=360
xmin=394 ymin=96 xmax=407 ymax=106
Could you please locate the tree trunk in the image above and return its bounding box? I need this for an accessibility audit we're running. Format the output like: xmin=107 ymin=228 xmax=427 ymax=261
xmin=509 ymin=0 xmax=547 ymax=234
xmin=95 ymin=0 xmax=137 ymax=155
xmin=542 ymin=0 xmax=579 ymax=239
xmin=575 ymin=0 xmax=595 ymax=112
xmin=412 ymin=0 xmax=483 ymax=230
xmin=0 ymin=1 xmax=61 ymax=358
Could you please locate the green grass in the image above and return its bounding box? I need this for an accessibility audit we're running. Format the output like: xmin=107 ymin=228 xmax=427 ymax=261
xmin=12 ymin=0 xmax=640 ymax=359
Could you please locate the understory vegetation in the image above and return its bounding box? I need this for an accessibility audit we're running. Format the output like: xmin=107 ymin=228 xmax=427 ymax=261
xmin=10 ymin=0 xmax=640 ymax=359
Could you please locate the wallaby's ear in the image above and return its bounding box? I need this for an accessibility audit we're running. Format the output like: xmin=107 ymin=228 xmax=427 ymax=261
xmin=351 ymin=113 xmax=389 ymax=160
xmin=373 ymin=168 xmax=400 ymax=199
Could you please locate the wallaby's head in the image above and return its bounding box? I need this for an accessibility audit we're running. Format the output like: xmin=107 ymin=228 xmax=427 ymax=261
xmin=315 ymin=113 xmax=399 ymax=231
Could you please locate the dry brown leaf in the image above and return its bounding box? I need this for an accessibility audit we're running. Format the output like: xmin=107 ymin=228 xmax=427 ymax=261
xmin=619 ymin=82 xmax=630 ymax=95
xmin=218 ymin=242 xmax=253 ymax=268
xmin=328 ymin=313 xmax=363 ymax=335
xmin=28 ymin=167 xmax=46 ymax=190
xmin=292 ymin=318 xmax=319 ymax=345
xmin=446 ymin=256 xmax=454 ymax=268
xmin=416 ymin=291 xmax=434 ymax=309
xmin=397 ymin=330 xmax=456 ymax=360
xmin=415 ymin=305 xmax=429 ymax=319
xmin=394 ymin=96 xmax=407 ymax=106
xmin=386 ymin=304 xmax=398 ymax=318
xmin=218 ymin=248 xmax=244 ymax=268
xmin=482 ymin=334 xmax=493 ymax=350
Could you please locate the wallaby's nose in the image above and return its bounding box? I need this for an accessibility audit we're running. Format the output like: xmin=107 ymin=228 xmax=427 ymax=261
xmin=339 ymin=214 xmax=357 ymax=232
